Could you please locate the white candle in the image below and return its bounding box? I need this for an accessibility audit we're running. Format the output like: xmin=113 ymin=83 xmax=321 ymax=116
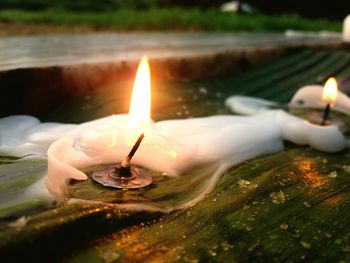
xmin=290 ymin=85 xmax=350 ymax=114
xmin=343 ymin=14 xmax=350 ymax=42
xmin=226 ymin=85 xmax=350 ymax=116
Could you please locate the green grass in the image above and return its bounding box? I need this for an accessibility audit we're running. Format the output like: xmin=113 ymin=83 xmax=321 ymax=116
xmin=0 ymin=8 xmax=342 ymax=32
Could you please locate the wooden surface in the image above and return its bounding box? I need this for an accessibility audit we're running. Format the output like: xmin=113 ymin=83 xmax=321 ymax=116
xmin=0 ymin=49 xmax=350 ymax=262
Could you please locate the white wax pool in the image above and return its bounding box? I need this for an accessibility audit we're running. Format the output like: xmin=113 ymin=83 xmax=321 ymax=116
xmin=0 ymin=108 xmax=347 ymax=210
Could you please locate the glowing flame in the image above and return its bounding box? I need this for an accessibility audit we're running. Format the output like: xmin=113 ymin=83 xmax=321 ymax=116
xmin=127 ymin=56 xmax=152 ymax=145
xmin=322 ymin=77 xmax=338 ymax=106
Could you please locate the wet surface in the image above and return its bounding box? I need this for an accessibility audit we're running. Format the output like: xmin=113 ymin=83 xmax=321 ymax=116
xmin=0 ymin=47 xmax=350 ymax=262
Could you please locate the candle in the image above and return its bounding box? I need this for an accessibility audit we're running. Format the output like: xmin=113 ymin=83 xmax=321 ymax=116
xmin=226 ymin=82 xmax=350 ymax=117
xmin=343 ymin=14 xmax=350 ymax=42
xmin=291 ymin=86 xmax=350 ymax=114
xmin=90 ymin=56 xmax=153 ymax=189
xmin=320 ymin=77 xmax=338 ymax=125
xmin=0 ymin=60 xmax=348 ymax=204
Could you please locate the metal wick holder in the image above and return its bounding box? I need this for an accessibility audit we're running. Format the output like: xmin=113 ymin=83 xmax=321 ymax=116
xmin=91 ymin=133 xmax=153 ymax=189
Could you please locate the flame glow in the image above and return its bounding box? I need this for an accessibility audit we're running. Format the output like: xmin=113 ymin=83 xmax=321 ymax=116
xmin=322 ymin=77 xmax=338 ymax=106
xmin=127 ymin=56 xmax=152 ymax=145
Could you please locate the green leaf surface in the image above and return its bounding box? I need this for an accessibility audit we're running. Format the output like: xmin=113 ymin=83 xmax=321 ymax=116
xmin=1 ymin=49 xmax=350 ymax=262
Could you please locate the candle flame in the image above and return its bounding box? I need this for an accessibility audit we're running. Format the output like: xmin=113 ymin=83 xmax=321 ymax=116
xmin=322 ymin=77 xmax=338 ymax=106
xmin=127 ymin=56 xmax=152 ymax=145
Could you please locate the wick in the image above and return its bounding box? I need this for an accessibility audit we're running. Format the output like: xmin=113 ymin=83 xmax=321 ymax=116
xmin=321 ymin=103 xmax=331 ymax=126
xmin=116 ymin=133 xmax=145 ymax=177
xmin=122 ymin=133 xmax=145 ymax=167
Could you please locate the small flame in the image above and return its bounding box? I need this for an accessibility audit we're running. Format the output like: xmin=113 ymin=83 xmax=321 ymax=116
xmin=127 ymin=56 xmax=152 ymax=145
xmin=322 ymin=77 xmax=338 ymax=106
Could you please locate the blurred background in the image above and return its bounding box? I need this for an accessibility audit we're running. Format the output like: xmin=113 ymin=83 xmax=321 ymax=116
xmin=0 ymin=0 xmax=348 ymax=35
xmin=0 ymin=0 xmax=348 ymax=19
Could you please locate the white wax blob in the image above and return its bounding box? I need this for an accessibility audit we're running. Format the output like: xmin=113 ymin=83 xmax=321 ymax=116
xmin=343 ymin=14 xmax=350 ymax=42
xmin=225 ymin=96 xmax=278 ymax=115
xmin=0 ymin=110 xmax=347 ymax=204
xmin=47 ymin=114 xmax=284 ymax=199
xmin=226 ymin=86 xmax=350 ymax=116
xmin=290 ymin=85 xmax=350 ymax=115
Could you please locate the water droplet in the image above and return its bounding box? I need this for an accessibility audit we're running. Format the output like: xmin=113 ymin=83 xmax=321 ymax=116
xmin=342 ymin=246 xmax=350 ymax=252
xmin=221 ymin=241 xmax=233 ymax=251
xmin=335 ymin=239 xmax=342 ymax=245
xmin=327 ymin=171 xmax=337 ymax=178
xmin=343 ymin=165 xmax=350 ymax=173
xmin=270 ymin=191 xmax=286 ymax=204
xmin=300 ymin=241 xmax=311 ymax=249
xmin=280 ymin=223 xmax=288 ymax=230
xmin=198 ymin=87 xmax=208 ymax=95
xmin=325 ymin=233 xmax=332 ymax=238
xmin=303 ymin=202 xmax=311 ymax=208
